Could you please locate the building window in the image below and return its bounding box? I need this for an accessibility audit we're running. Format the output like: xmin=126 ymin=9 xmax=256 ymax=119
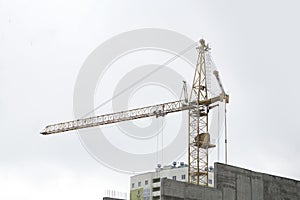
xmin=131 ymin=183 xmax=135 ymax=188
xmin=138 ymin=181 xmax=141 ymax=187
xmin=172 ymin=176 xmax=176 ymax=180
xmin=208 ymin=179 xmax=212 ymax=185
xmin=181 ymin=174 xmax=186 ymax=180
xmin=153 ymin=178 xmax=160 ymax=183
xmin=145 ymin=180 xmax=148 ymax=185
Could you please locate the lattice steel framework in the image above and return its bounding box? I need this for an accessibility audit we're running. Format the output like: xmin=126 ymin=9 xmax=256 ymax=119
xmin=41 ymin=100 xmax=189 ymax=135
xmin=188 ymin=39 xmax=215 ymax=185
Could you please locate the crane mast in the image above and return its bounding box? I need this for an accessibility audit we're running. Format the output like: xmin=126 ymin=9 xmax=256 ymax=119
xmin=188 ymin=39 xmax=214 ymax=185
xmin=41 ymin=39 xmax=229 ymax=186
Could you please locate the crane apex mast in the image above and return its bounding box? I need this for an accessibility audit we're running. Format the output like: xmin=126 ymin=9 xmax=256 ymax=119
xmin=188 ymin=39 xmax=215 ymax=186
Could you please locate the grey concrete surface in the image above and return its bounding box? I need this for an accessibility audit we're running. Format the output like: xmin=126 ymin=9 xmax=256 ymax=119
xmin=159 ymin=163 xmax=300 ymax=200
xmin=215 ymin=162 xmax=300 ymax=200
xmin=161 ymin=178 xmax=222 ymax=200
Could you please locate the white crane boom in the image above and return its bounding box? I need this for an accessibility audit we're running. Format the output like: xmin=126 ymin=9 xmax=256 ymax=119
xmin=41 ymin=95 xmax=225 ymax=135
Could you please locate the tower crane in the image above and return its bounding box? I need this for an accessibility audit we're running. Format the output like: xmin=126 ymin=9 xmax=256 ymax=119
xmin=40 ymin=39 xmax=229 ymax=186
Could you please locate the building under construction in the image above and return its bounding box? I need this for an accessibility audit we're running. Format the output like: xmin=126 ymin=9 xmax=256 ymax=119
xmin=127 ymin=162 xmax=300 ymax=200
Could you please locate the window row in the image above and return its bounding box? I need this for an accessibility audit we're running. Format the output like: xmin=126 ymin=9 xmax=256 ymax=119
xmin=172 ymin=174 xmax=186 ymax=180
xmin=131 ymin=180 xmax=149 ymax=188
xmin=132 ymin=174 xmax=186 ymax=189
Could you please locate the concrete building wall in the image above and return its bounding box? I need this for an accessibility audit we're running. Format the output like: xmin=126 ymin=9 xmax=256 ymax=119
xmin=158 ymin=163 xmax=300 ymax=200
xmin=160 ymin=178 xmax=222 ymax=200
xmin=214 ymin=162 xmax=300 ymax=200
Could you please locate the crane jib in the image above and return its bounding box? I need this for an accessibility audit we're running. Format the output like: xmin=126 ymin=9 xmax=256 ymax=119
xmin=40 ymin=94 xmax=227 ymax=135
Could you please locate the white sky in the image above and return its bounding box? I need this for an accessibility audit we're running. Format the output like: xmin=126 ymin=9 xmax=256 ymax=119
xmin=1 ymin=0 xmax=300 ymax=199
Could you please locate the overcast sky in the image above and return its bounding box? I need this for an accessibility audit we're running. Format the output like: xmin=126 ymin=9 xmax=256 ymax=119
xmin=1 ymin=0 xmax=300 ymax=200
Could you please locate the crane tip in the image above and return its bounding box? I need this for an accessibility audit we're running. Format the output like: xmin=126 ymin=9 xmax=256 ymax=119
xmin=199 ymin=39 xmax=206 ymax=46
xmin=213 ymin=70 xmax=219 ymax=76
